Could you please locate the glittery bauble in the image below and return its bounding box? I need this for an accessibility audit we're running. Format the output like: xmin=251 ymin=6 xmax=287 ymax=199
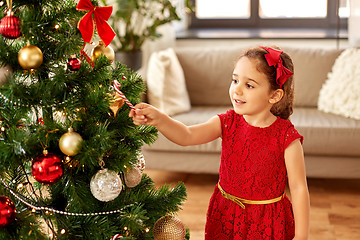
xmin=0 ymin=64 xmax=12 ymax=86
xmin=31 ymin=151 xmax=64 ymax=185
xmin=153 ymin=216 xmax=186 ymax=240
xmin=59 ymin=128 xmax=83 ymax=156
xmin=0 ymin=196 xmax=16 ymax=227
xmin=0 ymin=13 xmax=21 ymax=39
xmin=67 ymin=55 xmax=81 ymax=71
xmin=124 ymin=166 xmax=142 ymax=188
xmin=91 ymin=41 xmax=115 ymax=63
xmin=18 ymin=44 xmax=43 ymax=70
xmin=90 ymin=168 xmax=122 ymax=202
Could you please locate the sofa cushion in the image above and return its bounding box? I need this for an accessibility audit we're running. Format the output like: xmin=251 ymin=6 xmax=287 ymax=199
xmin=318 ymin=48 xmax=360 ymax=120
xmin=147 ymin=48 xmax=191 ymax=116
xmin=143 ymin=107 xmax=360 ymax=157
xmin=283 ymin=47 xmax=343 ymax=108
xmin=174 ymin=47 xmax=343 ymax=108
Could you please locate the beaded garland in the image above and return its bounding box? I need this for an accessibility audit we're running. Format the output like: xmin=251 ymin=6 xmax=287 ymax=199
xmin=0 ymin=178 xmax=129 ymax=217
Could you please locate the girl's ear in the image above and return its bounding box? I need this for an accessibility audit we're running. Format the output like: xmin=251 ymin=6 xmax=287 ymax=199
xmin=269 ymin=89 xmax=284 ymax=104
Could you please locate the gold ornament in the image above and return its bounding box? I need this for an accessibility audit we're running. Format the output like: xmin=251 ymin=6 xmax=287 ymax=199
xmin=59 ymin=127 xmax=83 ymax=156
xmin=153 ymin=216 xmax=186 ymax=240
xmin=109 ymin=92 xmax=124 ymax=116
xmin=91 ymin=41 xmax=115 ymax=62
xmin=124 ymin=166 xmax=142 ymax=188
xmin=18 ymin=44 xmax=43 ymax=70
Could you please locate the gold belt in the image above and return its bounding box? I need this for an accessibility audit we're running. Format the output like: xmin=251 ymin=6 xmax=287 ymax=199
xmin=218 ymin=184 xmax=285 ymax=209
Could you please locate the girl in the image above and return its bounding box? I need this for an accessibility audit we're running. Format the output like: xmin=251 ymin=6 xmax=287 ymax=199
xmin=129 ymin=46 xmax=310 ymax=239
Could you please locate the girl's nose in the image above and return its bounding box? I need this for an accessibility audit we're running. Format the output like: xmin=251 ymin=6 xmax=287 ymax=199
xmin=234 ymin=84 xmax=243 ymax=95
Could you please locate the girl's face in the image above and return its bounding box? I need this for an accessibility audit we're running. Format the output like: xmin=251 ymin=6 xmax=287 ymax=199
xmin=230 ymin=57 xmax=276 ymax=117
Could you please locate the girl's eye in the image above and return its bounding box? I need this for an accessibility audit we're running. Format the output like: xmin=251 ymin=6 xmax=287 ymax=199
xmin=247 ymin=83 xmax=254 ymax=89
xmin=232 ymin=79 xmax=238 ymax=84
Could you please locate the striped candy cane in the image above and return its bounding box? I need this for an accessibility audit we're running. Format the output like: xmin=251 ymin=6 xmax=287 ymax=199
xmin=110 ymin=234 xmax=123 ymax=239
xmin=113 ymin=80 xmax=135 ymax=110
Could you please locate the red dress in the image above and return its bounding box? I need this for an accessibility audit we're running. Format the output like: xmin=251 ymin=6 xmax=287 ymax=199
xmin=205 ymin=110 xmax=303 ymax=240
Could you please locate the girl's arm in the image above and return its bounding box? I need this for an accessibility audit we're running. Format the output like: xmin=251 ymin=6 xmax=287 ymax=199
xmin=285 ymin=139 xmax=310 ymax=240
xmin=129 ymin=103 xmax=222 ymax=146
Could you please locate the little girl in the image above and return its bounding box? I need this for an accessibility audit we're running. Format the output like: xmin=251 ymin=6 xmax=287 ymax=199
xmin=129 ymin=46 xmax=310 ymax=240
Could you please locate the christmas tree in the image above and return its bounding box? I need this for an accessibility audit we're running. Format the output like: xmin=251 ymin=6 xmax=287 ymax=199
xmin=0 ymin=0 xmax=187 ymax=239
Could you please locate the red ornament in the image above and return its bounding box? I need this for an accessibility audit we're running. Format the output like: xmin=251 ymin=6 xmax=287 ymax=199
xmin=67 ymin=55 xmax=81 ymax=71
xmin=0 ymin=12 xmax=21 ymax=39
xmin=32 ymin=151 xmax=64 ymax=185
xmin=0 ymin=196 xmax=16 ymax=227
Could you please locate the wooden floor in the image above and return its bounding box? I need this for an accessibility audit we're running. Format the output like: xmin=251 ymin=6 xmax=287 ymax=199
xmin=144 ymin=169 xmax=360 ymax=240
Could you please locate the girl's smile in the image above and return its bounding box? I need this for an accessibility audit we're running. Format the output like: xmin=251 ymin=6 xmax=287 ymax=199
xmin=233 ymin=99 xmax=246 ymax=105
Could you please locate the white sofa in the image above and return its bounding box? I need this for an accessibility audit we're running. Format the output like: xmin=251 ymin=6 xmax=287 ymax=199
xmin=142 ymin=46 xmax=360 ymax=179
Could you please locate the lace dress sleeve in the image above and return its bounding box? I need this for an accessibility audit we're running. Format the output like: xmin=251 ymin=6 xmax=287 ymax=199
xmin=284 ymin=124 xmax=304 ymax=150
xmin=217 ymin=109 xmax=235 ymax=139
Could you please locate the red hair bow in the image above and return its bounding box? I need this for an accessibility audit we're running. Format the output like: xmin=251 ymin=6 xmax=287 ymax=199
xmin=76 ymin=0 xmax=116 ymax=47
xmin=260 ymin=47 xmax=293 ymax=88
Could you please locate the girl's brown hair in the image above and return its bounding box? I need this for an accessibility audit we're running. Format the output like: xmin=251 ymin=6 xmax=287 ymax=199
xmin=237 ymin=46 xmax=295 ymax=120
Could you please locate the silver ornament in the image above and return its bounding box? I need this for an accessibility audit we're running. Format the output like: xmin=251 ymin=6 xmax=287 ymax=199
xmin=90 ymin=168 xmax=122 ymax=202
xmin=124 ymin=166 xmax=142 ymax=188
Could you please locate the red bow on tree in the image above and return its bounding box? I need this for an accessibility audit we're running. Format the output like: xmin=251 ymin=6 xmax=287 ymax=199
xmin=76 ymin=0 xmax=116 ymax=47
xmin=260 ymin=47 xmax=293 ymax=88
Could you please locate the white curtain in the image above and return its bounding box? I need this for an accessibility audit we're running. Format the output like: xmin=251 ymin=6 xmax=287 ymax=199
xmin=349 ymin=0 xmax=360 ymax=46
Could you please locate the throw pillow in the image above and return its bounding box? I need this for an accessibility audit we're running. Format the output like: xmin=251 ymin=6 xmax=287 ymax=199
xmin=147 ymin=48 xmax=191 ymax=116
xmin=318 ymin=48 xmax=360 ymax=120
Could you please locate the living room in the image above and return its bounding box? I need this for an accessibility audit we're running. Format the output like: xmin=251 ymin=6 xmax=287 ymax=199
xmin=140 ymin=0 xmax=360 ymax=239
xmin=0 ymin=0 xmax=359 ymax=239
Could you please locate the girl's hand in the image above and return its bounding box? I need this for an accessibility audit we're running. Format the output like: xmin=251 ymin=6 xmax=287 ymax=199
xmin=128 ymin=103 xmax=163 ymax=126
